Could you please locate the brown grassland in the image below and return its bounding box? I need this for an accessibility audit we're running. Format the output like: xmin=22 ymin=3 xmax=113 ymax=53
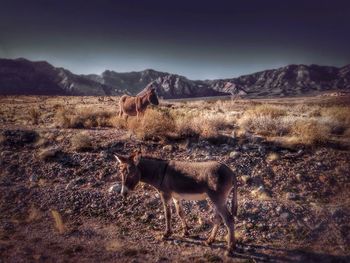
xmin=0 ymin=95 xmax=350 ymax=262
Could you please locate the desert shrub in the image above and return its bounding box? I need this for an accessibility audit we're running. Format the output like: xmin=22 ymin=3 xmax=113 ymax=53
xmin=109 ymin=116 xmax=127 ymax=129
xmin=246 ymin=104 xmax=288 ymax=118
xmin=321 ymin=106 xmax=350 ymax=127
xmin=238 ymin=114 xmax=291 ymax=136
xmin=70 ymin=133 xmax=93 ymax=151
xmin=55 ymin=107 xmax=116 ymax=128
xmin=127 ymin=108 xmax=176 ymax=140
xmin=291 ymin=119 xmax=331 ymax=145
xmin=55 ymin=107 xmax=73 ymax=128
xmin=38 ymin=147 xmax=60 ymax=161
xmin=28 ymin=107 xmax=40 ymax=125
xmin=238 ymin=104 xmax=289 ymax=135
xmin=171 ymin=107 xmax=233 ymax=139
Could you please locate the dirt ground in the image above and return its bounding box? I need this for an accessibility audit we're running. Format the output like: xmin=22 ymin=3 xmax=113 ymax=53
xmin=0 ymin=96 xmax=350 ymax=263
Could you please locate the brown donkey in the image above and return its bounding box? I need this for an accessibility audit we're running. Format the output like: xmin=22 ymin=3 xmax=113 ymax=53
xmin=114 ymin=152 xmax=238 ymax=255
xmin=119 ymin=84 xmax=159 ymax=121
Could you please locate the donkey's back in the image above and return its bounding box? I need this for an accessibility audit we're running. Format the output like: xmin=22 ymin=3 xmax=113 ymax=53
xmin=164 ymin=160 xmax=235 ymax=194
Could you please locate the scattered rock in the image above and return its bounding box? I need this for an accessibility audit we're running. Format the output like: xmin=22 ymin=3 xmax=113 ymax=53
xmin=229 ymin=151 xmax=240 ymax=159
xmin=108 ymin=183 xmax=122 ymax=194
xmin=295 ymin=173 xmax=302 ymax=182
xmin=162 ymin=145 xmax=173 ymax=152
xmin=286 ymin=192 xmax=298 ymax=200
xmin=29 ymin=174 xmax=39 ymax=182
xmin=241 ymin=175 xmax=251 ymax=184
xmin=267 ymin=152 xmax=280 ymax=162
xmin=280 ymin=212 xmax=290 ymax=220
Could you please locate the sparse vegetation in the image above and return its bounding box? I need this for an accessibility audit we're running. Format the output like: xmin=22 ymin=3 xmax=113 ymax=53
xmin=237 ymin=103 xmax=350 ymax=146
xmin=55 ymin=106 xmax=116 ymax=128
xmin=38 ymin=147 xmax=60 ymax=161
xmin=28 ymin=107 xmax=40 ymax=125
xmin=1 ymin=96 xmax=350 ymax=262
xmin=70 ymin=132 xmax=93 ymax=151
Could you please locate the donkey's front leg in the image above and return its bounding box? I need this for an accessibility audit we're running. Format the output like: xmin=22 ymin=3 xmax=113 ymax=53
xmin=173 ymin=198 xmax=189 ymax=237
xmin=160 ymin=193 xmax=172 ymax=239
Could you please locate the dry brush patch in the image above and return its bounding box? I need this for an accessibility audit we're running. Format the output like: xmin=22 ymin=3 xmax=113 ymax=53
xmin=55 ymin=106 xmax=117 ymax=128
xmin=237 ymin=103 xmax=350 ymax=146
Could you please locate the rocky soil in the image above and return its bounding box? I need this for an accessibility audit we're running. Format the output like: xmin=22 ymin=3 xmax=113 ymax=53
xmin=0 ymin=97 xmax=350 ymax=263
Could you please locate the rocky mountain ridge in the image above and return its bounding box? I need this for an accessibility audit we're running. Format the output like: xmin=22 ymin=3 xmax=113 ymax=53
xmin=1 ymin=58 xmax=349 ymax=98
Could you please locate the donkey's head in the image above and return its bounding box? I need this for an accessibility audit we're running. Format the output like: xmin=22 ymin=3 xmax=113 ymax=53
xmin=114 ymin=152 xmax=141 ymax=198
xmin=146 ymin=85 xmax=159 ymax=105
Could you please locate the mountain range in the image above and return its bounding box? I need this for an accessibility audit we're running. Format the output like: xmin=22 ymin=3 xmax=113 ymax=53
xmin=0 ymin=58 xmax=349 ymax=98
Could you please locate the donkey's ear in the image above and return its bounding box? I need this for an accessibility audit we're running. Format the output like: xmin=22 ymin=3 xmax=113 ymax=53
xmin=114 ymin=154 xmax=128 ymax=164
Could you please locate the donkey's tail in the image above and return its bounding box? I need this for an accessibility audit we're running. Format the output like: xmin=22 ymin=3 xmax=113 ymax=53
xmin=231 ymin=176 xmax=238 ymax=217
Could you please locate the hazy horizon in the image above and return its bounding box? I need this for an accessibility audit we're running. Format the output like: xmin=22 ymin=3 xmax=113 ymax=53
xmin=1 ymin=0 xmax=349 ymax=79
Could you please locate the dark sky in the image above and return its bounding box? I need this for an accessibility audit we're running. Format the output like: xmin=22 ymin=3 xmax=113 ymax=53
xmin=1 ymin=0 xmax=349 ymax=79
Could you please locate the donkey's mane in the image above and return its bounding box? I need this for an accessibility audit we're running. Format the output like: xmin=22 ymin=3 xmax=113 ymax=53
xmin=140 ymin=155 xmax=166 ymax=162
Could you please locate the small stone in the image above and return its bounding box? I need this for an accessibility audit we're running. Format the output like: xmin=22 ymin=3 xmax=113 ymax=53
xmin=241 ymin=175 xmax=250 ymax=184
xmin=229 ymin=151 xmax=240 ymax=159
xmin=295 ymin=173 xmax=302 ymax=181
xmin=29 ymin=174 xmax=39 ymax=182
xmin=319 ymin=175 xmax=327 ymax=183
xmin=276 ymin=206 xmax=283 ymax=213
xmin=286 ymin=192 xmax=297 ymax=200
xmin=280 ymin=212 xmax=290 ymax=220
xmin=108 ymin=183 xmax=122 ymax=194
xmin=162 ymin=145 xmax=173 ymax=151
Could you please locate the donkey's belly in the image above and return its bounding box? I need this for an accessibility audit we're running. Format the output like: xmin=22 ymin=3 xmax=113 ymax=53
xmin=172 ymin=192 xmax=207 ymax=201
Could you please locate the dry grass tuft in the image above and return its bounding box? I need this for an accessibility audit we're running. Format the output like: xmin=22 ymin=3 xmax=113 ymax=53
xmin=28 ymin=107 xmax=40 ymax=125
xmin=38 ymin=147 xmax=60 ymax=161
xmin=70 ymin=133 xmax=93 ymax=151
xmin=128 ymin=109 xmax=176 ymax=140
xmin=238 ymin=104 xmax=350 ymax=146
xmin=51 ymin=210 xmax=66 ymax=234
xmin=55 ymin=107 xmax=116 ymax=128
xmin=291 ymin=119 xmax=331 ymax=145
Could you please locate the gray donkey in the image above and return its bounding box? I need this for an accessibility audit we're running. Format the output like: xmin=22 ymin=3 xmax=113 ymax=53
xmin=114 ymin=152 xmax=238 ymax=255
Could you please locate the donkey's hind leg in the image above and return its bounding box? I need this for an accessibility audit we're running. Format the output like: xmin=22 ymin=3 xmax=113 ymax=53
xmin=173 ymin=198 xmax=189 ymax=237
xmin=206 ymin=212 xmax=221 ymax=245
xmin=216 ymin=204 xmax=236 ymax=255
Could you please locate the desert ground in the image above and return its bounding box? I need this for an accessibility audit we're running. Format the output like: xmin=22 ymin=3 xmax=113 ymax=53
xmin=0 ymin=95 xmax=350 ymax=262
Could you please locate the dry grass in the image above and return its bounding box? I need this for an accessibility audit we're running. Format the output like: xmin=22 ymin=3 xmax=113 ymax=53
xmin=127 ymin=108 xmax=176 ymax=140
xmin=28 ymin=107 xmax=40 ymax=125
xmin=291 ymin=119 xmax=331 ymax=145
xmin=51 ymin=210 xmax=66 ymax=234
xmin=238 ymin=104 xmax=350 ymax=145
xmin=38 ymin=147 xmax=60 ymax=161
xmin=55 ymin=107 xmax=116 ymax=128
xmin=70 ymin=132 xmax=93 ymax=151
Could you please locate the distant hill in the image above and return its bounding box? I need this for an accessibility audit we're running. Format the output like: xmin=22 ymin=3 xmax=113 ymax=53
xmin=88 ymin=70 xmax=227 ymax=99
xmin=0 ymin=58 xmax=116 ymax=96
xmin=0 ymin=58 xmax=349 ymax=98
xmin=207 ymin=64 xmax=350 ymax=97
